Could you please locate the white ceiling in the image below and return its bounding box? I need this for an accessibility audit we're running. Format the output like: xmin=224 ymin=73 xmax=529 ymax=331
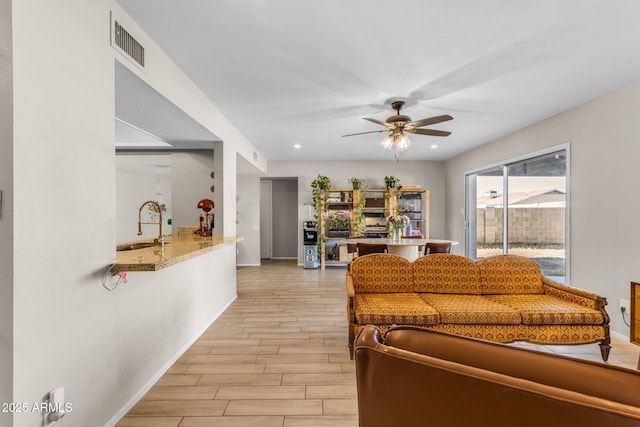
xmin=116 ymin=0 xmax=640 ymax=161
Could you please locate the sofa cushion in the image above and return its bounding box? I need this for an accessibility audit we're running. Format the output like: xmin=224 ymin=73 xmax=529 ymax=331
xmin=354 ymin=293 xmax=440 ymax=325
xmin=487 ymin=294 xmax=605 ymax=325
xmin=477 ymin=255 xmax=544 ymax=294
xmin=350 ymin=254 xmax=414 ymax=293
xmin=413 ymin=254 xmax=482 ymax=294
xmin=420 ymin=294 xmax=522 ymax=324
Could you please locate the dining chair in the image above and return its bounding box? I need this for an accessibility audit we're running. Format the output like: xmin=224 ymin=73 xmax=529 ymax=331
xmin=346 ymin=243 xmax=358 ymax=260
xmin=357 ymin=243 xmax=388 ymax=256
xmin=425 ymin=242 xmax=452 ymax=255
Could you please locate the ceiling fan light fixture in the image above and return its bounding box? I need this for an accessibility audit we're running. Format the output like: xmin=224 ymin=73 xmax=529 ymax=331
xmin=381 ymin=128 xmax=411 ymax=152
xmin=395 ymin=132 xmax=411 ymax=152
xmin=381 ymin=134 xmax=394 ymax=150
xmin=344 ymin=100 xmax=452 ymax=154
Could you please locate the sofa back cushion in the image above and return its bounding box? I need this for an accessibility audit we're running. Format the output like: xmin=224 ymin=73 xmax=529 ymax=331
xmin=413 ymin=254 xmax=481 ymax=294
xmin=477 ymin=255 xmax=543 ymax=294
xmin=350 ymin=253 xmax=414 ymax=293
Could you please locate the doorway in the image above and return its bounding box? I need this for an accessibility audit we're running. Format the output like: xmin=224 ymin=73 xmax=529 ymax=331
xmin=260 ymin=178 xmax=298 ymax=260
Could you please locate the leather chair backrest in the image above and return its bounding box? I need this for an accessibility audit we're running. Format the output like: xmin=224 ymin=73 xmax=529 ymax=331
xmin=425 ymin=242 xmax=452 ymax=254
xmin=356 ymin=243 xmax=388 ymax=256
xmin=384 ymin=325 xmax=640 ymax=408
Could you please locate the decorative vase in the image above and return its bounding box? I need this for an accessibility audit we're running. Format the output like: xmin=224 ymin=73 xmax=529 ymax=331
xmin=391 ymin=228 xmax=402 ymax=242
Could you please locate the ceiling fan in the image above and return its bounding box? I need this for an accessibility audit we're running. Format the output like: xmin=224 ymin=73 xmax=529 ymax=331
xmin=342 ymin=100 xmax=453 ymax=152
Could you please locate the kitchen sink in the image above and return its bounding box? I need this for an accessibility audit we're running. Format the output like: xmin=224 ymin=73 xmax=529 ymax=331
xmin=116 ymin=242 xmax=168 ymax=251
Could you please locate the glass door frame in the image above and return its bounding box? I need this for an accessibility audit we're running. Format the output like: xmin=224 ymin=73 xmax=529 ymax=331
xmin=463 ymin=142 xmax=571 ymax=284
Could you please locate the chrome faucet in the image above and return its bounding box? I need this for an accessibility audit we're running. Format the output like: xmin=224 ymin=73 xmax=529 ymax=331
xmin=137 ymin=200 xmax=164 ymax=246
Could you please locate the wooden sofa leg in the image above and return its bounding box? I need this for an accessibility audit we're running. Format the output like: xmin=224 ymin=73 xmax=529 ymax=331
xmin=599 ymin=339 xmax=611 ymax=362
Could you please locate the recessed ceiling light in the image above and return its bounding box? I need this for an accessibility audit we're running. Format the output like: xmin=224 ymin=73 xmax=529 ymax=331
xmin=293 ymin=144 xmax=302 ymax=149
xmin=430 ymin=144 xmax=438 ymax=149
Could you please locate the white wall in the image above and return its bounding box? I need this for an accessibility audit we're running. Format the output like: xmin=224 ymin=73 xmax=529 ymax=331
xmin=444 ymin=80 xmax=640 ymax=337
xmin=171 ymin=151 xmax=215 ymax=230
xmin=0 ymin=0 xmax=13 ymax=424
xmin=116 ymin=156 xmax=172 ymax=243
xmin=8 ymin=1 xmax=262 ymax=426
xmin=266 ymin=160 xmax=447 ymax=263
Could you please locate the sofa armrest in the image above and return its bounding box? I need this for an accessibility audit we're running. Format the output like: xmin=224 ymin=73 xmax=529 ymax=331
xmin=346 ymin=272 xmax=356 ymax=324
xmin=542 ymin=276 xmax=607 ymax=312
xmin=346 ymin=272 xmax=355 ymax=298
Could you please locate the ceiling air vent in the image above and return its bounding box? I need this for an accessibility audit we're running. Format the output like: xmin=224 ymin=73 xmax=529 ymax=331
xmin=112 ymin=18 xmax=145 ymax=69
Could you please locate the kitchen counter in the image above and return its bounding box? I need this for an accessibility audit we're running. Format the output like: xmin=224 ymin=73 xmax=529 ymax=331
xmin=113 ymin=234 xmax=244 ymax=272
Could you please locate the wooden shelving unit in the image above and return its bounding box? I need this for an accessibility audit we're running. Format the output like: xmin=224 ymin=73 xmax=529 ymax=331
xmin=320 ymin=189 xmax=354 ymax=269
xmin=317 ymin=186 xmax=430 ymax=269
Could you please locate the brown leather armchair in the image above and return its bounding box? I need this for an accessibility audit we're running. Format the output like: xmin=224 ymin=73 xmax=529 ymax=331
xmin=355 ymin=325 xmax=640 ymax=427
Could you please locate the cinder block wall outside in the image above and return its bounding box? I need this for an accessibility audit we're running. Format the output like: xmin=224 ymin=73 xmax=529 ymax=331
xmin=477 ymin=207 xmax=565 ymax=245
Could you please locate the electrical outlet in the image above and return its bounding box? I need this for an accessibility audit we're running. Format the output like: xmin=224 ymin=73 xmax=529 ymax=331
xmin=620 ymin=298 xmax=630 ymax=312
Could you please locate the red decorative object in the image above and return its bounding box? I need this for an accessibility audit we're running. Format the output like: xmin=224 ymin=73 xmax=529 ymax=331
xmin=197 ymin=199 xmax=214 ymax=212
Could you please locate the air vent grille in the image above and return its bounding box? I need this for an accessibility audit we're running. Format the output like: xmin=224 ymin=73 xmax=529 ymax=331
xmin=114 ymin=21 xmax=145 ymax=68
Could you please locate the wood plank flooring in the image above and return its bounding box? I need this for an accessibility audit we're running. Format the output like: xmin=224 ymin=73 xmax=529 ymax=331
xmin=117 ymin=259 xmax=639 ymax=426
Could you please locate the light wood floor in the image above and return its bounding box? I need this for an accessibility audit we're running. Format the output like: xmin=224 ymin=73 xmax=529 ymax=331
xmin=117 ymin=259 xmax=639 ymax=427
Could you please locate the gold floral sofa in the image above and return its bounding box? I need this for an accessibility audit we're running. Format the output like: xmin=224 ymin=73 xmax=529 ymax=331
xmin=346 ymin=253 xmax=610 ymax=360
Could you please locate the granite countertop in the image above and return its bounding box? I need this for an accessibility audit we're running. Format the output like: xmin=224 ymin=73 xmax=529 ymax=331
xmin=112 ymin=234 xmax=244 ymax=272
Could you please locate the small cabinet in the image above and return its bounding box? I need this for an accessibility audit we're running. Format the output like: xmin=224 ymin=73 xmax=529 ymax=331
xmin=631 ymin=282 xmax=640 ymax=345
xmin=631 ymin=281 xmax=640 ymax=369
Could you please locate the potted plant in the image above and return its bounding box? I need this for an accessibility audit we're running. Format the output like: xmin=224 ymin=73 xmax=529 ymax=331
xmin=349 ymin=177 xmax=365 ymax=190
xmin=327 ymin=244 xmax=338 ymax=261
xmin=384 ymin=175 xmax=401 ymax=189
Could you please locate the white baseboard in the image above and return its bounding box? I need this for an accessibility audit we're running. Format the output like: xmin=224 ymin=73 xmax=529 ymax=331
xmin=104 ymin=295 xmax=238 ymax=427
xmin=611 ymin=329 xmax=630 ymax=341
xmin=236 ymin=263 xmax=261 ymax=267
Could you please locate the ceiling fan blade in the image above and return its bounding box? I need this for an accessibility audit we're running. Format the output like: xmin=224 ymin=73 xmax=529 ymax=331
xmin=363 ymin=117 xmax=396 ymax=129
xmin=408 ymin=128 xmax=452 ymax=137
xmin=405 ymin=114 xmax=453 ymax=130
xmin=341 ymin=129 xmax=389 ymax=137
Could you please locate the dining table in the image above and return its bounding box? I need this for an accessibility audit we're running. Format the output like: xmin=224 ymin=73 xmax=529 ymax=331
xmin=344 ymin=237 xmax=459 ymax=262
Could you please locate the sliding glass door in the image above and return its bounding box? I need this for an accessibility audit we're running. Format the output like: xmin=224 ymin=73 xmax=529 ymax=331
xmin=465 ymin=148 xmax=567 ymax=282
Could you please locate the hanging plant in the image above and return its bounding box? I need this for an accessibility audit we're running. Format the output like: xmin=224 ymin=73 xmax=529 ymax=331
xmin=384 ymin=175 xmax=401 ymax=189
xmin=384 ymin=175 xmax=403 ymax=200
xmin=351 ymin=181 xmax=367 ymax=236
xmin=311 ymin=175 xmax=331 ymax=256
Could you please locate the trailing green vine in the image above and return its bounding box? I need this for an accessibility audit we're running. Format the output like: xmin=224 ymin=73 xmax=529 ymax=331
xmin=311 ymin=175 xmax=331 ymax=257
xmin=350 ymin=179 xmax=367 ymax=236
